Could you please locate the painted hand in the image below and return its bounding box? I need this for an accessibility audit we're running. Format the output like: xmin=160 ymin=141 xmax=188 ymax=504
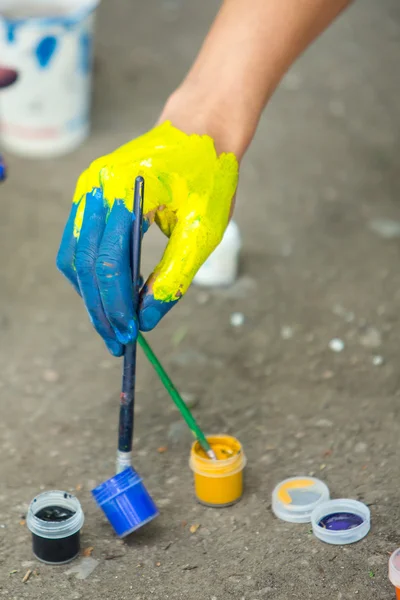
xmin=57 ymin=121 xmax=239 ymax=356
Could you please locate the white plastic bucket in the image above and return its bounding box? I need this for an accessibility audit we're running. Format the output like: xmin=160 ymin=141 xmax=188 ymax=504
xmin=0 ymin=0 xmax=100 ymax=157
xmin=193 ymin=220 xmax=242 ymax=287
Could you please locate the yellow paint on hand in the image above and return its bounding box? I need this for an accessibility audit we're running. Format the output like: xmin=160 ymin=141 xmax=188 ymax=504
xmin=71 ymin=121 xmax=238 ymax=303
xmin=276 ymin=479 xmax=315 ymax=505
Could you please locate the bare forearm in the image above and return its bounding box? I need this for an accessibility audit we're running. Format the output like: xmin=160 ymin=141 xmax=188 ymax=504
xmin=162 ymin=0 xmax=353 ymax=157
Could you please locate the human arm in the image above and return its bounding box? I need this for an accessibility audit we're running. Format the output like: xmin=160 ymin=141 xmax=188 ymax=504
xmin=57 ymin=0 xmax=353 ymax=356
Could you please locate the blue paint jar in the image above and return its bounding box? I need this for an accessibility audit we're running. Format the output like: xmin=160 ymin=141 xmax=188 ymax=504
xmin=91 ymin=467 xmax=159 ymax=538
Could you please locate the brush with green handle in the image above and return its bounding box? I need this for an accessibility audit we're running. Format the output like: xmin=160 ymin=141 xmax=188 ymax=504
xmin=137 ymin=332 xmax=217 ymax=460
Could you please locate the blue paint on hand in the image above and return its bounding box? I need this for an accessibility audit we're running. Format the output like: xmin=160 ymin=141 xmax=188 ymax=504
xmin=35 ymin=36 xmax=58 ymax=69
xmin=75 ymin=188 xmax=124 ymax=357
xmin=139 ymin=295 xmax=178 ymax=331
xmin=96 ymin=200 xmax=138 ymax=345
xmin=56 ymin=201 xmax=81 ymax=295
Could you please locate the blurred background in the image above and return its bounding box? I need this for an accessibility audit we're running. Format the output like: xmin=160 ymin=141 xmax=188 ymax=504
xmin=0 ymin=0 xmax=400 ymax=598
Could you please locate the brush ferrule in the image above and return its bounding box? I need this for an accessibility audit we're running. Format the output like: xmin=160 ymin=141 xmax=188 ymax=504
xmin=116 ymin=450 xmax=133 ymax=473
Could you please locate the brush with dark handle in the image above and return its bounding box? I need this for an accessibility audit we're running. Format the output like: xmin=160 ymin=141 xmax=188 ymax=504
xmin=116 ymin=176 xmax=144 ymax=472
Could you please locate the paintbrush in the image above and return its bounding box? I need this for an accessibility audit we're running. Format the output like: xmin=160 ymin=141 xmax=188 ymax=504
xmin=116 ymin=176 xmax=144 ymax=473
xmin=138 ymin=332 xmax=217 ymax=460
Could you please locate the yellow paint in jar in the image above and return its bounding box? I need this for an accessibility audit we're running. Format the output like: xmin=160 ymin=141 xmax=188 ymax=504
xmin=189 ymin=435 xmax=246 ymax=507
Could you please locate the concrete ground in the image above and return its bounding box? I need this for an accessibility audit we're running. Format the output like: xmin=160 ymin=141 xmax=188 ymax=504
xmin=1 ymin=0 xmax=400 ymax=598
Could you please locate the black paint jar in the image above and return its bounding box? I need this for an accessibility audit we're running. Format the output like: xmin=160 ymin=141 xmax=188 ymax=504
xmin=27 ymin=491 xmax=84 ymax=564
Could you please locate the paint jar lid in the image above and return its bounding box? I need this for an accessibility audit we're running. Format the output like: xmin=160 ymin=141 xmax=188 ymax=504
xmin=311 ymin=499 xmax=370 ymax=545
xmin=389 ymin=548 xmax=400 ymax=588
xmin=272 ymin=476 xmax=330 ymax=523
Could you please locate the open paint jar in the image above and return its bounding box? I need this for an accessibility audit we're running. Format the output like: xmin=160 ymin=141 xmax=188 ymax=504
xmin=311 ymin=499 xmax=370 ymax=545
xmin=189 ymin=435 xmax=246 ymax=507
xmin=389 ymin=548 xmax=400 ymax=599
xmin=27 ymin=490 xmax=84 ymax=564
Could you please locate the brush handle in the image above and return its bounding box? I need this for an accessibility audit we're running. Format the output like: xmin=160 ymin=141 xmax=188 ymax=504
xmin=118 ymin=176 xmax=144 ymax=454
xmin=137 ymin=332 xmax=212 ymax=456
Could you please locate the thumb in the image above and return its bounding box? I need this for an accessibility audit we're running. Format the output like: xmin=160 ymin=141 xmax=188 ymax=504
xmin=139 ymin=214 xmax=226 ymax=331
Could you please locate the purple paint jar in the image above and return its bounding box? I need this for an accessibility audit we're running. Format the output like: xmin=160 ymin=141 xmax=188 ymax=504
xmin=311 ymin=499 xmax=370 ymax=545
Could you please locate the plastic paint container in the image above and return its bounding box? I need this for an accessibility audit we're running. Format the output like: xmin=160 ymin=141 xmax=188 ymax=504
xmin=91 ymin=466 xmax=159 ymax=538
xmin=189 ymin=435 xmax=246 ymax=507
xmin=193 ymin=221 xmax=241 ymax=287
xmin=26 ymin=490 xmax=84 ymax=564
xmin=272 ymin=476 xmax=330 ymax=523
xmin=0 ymin=0 xmax=100 ymax=157
xmin=311 ymin=499 xmax=370 ymax=545
xmin=389 ymin=548 xmax=400 ymax=599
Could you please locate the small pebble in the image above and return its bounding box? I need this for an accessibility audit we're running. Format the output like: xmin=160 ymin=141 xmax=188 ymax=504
xmin=372 ymin=355 xmax=384 ymax=366
xmin=354 ymin=442 xmax=367 ymax=453
xmin=359 ymin=327 xmax=382 ymax=349
xmin=322 ymin=370 xmax=334 ymax=379
xmin=196 ymin=292 xmax=210 ymax=305
xmin=230 ymin=312 xmax=245 ymax=327
xmin=332 ymin=304 xmax=354 ymax=322
xmin=181 ymin=392 xmax=198 ymax=409
xmin=281 ymin=326 xmax=294 ymax=340
xmin=329 ymin=338 xmax=345 ymax=353
xmin=42 ymin=369 xmax=59 ymax=383
xmin=315 ymin=418 xmax=333 ymax=428
xmin=369 ymin=218 xmax=400 ymax=240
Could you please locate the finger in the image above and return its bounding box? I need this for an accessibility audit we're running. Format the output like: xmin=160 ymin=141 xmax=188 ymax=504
xmin=75 ymin=188 xmax=123 ymax=357
xmin=56 ymin=170 xmax=90 ymax=293
xmin=56 ymin=199 xmax=83 ymax=295
xmin=96 ymin=199 xmax=138 ymax=344
xmin=139 ymin=214 xmax=225 ymax=331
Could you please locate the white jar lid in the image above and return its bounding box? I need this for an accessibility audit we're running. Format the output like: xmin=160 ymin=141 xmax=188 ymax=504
xmin=389 ymin=548 xmax=400 ymax=588
xmin=272 ymin=476 xmax=330 ymax=523
xmin=311 ymin=499 xmax=370 ymax=545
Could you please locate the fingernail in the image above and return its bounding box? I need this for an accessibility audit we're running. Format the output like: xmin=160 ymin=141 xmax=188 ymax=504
xmin=114 ymin=319 xmax=138 ymax=344
xmin=106 ymin=339 xmax=123 ymax=356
